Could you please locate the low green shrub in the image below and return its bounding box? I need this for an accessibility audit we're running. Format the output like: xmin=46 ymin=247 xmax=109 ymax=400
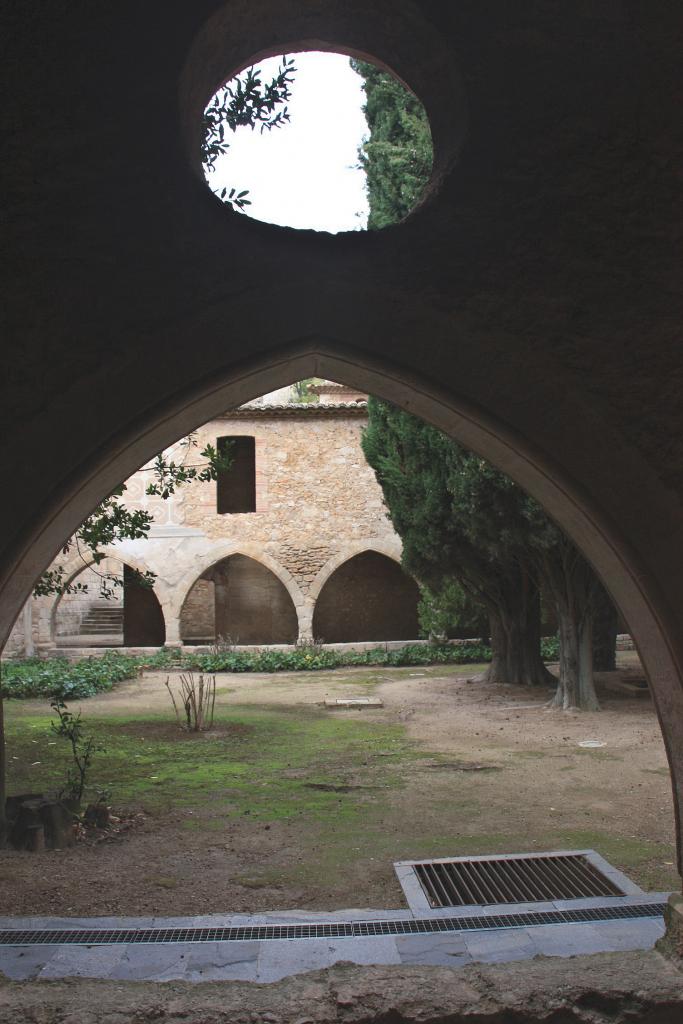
xmin=1 ymin=651 xmax=140 ymax=700
xmin=183 ymin=642 xmax=494 ymax=674
xmin=540 ymin=635 xmax=560 ymax=661
xmin=183 ymin=647 xmax=345 ymax=673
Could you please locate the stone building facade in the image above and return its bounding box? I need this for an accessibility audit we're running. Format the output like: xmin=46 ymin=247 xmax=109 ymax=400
xmin=5 ymin=387 xmax=420 ymax=655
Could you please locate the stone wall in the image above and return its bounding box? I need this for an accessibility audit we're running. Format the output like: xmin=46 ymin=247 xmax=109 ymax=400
xmin=54 ymin=559 xmax=124 ymax=638
xmin=208 ymin=553 xmax=298 ymax=644
xmin=10 ymin=405 xmax=410 ymax=650
xmin=177 ymin=409 xmax=391 ymax=584
xmin=180 ymin=578 xmax=216 ymax=642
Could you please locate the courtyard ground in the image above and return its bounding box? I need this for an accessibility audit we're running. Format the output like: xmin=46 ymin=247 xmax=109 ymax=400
xmin=0 ymin=654 xmax=677 ymax=916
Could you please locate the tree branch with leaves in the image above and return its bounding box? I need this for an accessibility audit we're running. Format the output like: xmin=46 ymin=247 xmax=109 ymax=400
xmin=202 ymin=56 xmax=296 ymax=211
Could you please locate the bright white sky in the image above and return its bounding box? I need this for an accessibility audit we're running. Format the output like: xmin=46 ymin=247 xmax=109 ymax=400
xmin=205 ymin=51 xmax=369 ymax=233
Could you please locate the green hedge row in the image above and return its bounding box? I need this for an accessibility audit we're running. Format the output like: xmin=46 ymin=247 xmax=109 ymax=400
xmin=1 ymin=636 xmax=561 ymax=700
xmin=177 ymin=642 xmax=494 ymax=674
xmin=0 ymin=651 xmax=141 ymax=700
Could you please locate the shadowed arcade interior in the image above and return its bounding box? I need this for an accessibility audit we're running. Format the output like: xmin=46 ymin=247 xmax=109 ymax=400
xmin=54 ymin=560 xmax=166 ymax=648
xmin=312 ymin=550 xmax=420 ymax=643
xmin=180 ymin=554 xmax=299 ymax=645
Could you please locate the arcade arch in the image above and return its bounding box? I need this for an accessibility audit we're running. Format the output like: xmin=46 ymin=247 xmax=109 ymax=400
xmin=50 ymin=553 xmax=166 ymax=648
xmin=3 ymin=344 xmax=682 ymax=880
xmin=312 ymin=548 xmax=419 ymax=643
xmin=175 ymin=545 xmax=303 ymax=646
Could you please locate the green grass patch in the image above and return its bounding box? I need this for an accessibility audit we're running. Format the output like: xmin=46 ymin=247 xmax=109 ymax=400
xmin=300 ymin=826 xmax=678 ymax=895
xmin=4 ymin=704 xmax=418 ymax=828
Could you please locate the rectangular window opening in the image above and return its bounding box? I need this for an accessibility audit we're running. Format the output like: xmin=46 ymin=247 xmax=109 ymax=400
xmin=217 ymin=436 xmax=256 ymax=514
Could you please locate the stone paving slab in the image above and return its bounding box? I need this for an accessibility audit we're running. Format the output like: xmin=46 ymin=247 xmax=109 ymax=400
xmin=107 ymin=945 xmax=194 ymax=982
xmin=183 ymin=940 xmax=260 ymax=983
xmin=395 ymin=933 xmax=470 ymax=967
xmin=39 ymin=944 xmax=127 ymax=979
xmin=591 ymin=918 xmax=665 ymax=951
xmin=525 ymin=923 xmax=610 ymax=958
xmin=463 ymin=927 xmax=539 ymax=964
xmin=256 ymin=935 xmax=401 ymax=983
xmin=0 ymin=946 xmax=60 ymax=981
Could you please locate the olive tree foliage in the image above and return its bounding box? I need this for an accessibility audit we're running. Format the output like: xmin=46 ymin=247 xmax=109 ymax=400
xmin=202 ymin=56 xmax=296 ymax=211
xmin=32 ymin=56 xmax=298 ymax=601
xmin=291 ymin=379 xmax=322 ymax=404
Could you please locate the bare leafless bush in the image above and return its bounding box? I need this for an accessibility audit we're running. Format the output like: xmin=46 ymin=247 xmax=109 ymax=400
xmin=165 ymin=672 xmax=216 ymax=732
xmin=295 ymin=636 xmax=326 ymax=655
xmin=210 ymin=633 xmax=238 ymax=655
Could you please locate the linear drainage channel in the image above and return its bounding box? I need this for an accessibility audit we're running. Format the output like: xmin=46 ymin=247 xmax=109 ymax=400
xmin=0 ymin=904 xmax=666 ymax=947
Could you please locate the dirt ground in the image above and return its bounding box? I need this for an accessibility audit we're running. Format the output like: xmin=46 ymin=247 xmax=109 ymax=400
xmin=1 ymin=952 xmax=683 ymax=1024
xmin=0 ymin=653 xmax=678 ymax=917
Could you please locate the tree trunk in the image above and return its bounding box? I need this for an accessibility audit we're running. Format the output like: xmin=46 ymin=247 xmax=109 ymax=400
xmin=551 ymin=604 xmax=600 ymax=711
xmin=485 ymin=587 xmax=556 ymax=687
xmin=578 ymin=616 xmax=599 ymax=709
xmin=592 ymin=586 xmax=618 ymax=671
xmin=484 ymin=612 xmax=508 ymax=683
xmin=540 ymin=542 xmax=602 ymax=711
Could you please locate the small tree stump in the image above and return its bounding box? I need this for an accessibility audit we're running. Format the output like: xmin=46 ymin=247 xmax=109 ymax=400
xmin=41 ymin=801 xmax=76 ymax=848
xmin=6 ymin=797 xmax=75 ymax=850
xmin=26 ymin=825 xmax=45 ymax=853
xmin=84 ymin=802 xmax=110 ymax=829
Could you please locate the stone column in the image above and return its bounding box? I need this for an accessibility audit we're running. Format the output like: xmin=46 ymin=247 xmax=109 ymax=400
xmin=297 ymin=602 xmax=314 ymax=642
xmin=35 ymin=597 xmax=55 ymax=655
xmin=22 ymin=603 xmax=34 ymax=657
xmin=164 ymin=612 xmax=183 ymax=648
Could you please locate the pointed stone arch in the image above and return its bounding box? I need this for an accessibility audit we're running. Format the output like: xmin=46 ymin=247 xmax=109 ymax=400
xmin=308 ymin=539 xmax=404 ymax=604
xmin=172 ymin=542 xmax=304 ymax=645
xmin=49 ymin=548 xmax=165 ymax=647
xmin=311 ymin=546 xmax=419 ymax=643
xmin=2 ymin=342 xmax=683 ymax=871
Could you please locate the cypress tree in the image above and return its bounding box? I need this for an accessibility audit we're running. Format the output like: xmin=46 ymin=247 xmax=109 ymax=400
xmin=361 ymin=398 xmax=553 ymax=688
xmin=351 ymin=59 xmax=433 ymax=229
xmin=353 ymin=59 xmax=615 ymax=705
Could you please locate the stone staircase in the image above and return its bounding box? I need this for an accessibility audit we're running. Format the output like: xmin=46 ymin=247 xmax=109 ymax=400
xmin=79 ymin=605 xmax=124 ymax=636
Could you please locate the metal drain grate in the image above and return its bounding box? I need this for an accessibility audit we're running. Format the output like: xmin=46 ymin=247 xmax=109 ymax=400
xmin=0 ymin=903 xmax=665 ymax=946
xmin=411 ymin=854 xmax=625 ymax=908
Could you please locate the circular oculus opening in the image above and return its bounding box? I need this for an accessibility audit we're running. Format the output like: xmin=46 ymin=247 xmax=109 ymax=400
xmin=201 ymin=50 xmax=433 ymax=233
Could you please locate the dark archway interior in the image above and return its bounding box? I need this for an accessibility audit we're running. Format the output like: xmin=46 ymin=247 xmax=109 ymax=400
xmin=181 ymin=554 xmax=299 ymax=645
xmin=53 ymin=561 xmax=166 ymax=648
xmin=122 ymin=565 xmax=166 ymax=647
xmin=313 ymin=551 xmax=420 ymax=643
